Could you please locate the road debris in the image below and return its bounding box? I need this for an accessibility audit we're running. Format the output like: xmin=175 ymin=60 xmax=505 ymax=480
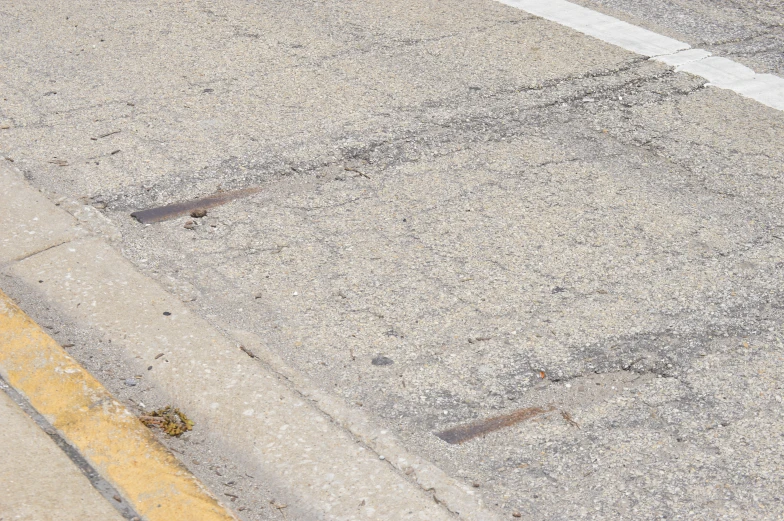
xmin=239 ymin=345 xmax=258 ymax=359
xmin=371 ymin=355 xmax=394 ymax=366
xmin=345 ymin=166 xmax=370 ymax=179
xmin=91 ymin=130 xmax=121 ymax=140
xmin=140 ymin=406 xmax=194 ymax=436
xmin=561 ymin=410 xmax=580 ymax=428
xmin=270 ymin=499 xmax=288 ymax=516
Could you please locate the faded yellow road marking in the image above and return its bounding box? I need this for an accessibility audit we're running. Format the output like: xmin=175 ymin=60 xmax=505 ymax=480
xmin=0 ymin=289 xmax=237 ymax=521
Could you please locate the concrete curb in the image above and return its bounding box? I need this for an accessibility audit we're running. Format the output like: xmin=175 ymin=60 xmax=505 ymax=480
xmin=231 ymin=330 xmax=498 ymax=521
xmin=0 ymin=163 xmax=502 ymax=520
xmin=0 ymin=382 xmax=128 ymax=521
xmin=0 ymin=289 xmax=238 ymax=521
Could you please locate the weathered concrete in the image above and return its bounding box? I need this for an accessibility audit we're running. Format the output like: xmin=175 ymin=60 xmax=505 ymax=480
xmin=0 ymin=166 xmax=78 ymax=263
xmin=0 ymin=288 xmax=239 ymax=521
xmin=0 ymin=389 xmax=127 ymax=521
xmin=8 ymin=237 xmax=491 ymax=521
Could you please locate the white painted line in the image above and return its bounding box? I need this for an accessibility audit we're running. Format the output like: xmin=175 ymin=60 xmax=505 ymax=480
xmin=676 ymin=57 xmax=784 ymax=110
xmin=497 ymin=0 xmax=784 ymax=111
xmin=497 ymin=0 xmax=688 ymax=56
xmin=680 ymin=56 xmax=757 ymax=84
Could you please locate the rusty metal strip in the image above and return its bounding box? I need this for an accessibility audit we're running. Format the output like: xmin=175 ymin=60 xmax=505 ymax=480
xmin=130 ymin=187 xmax=262 ymax=224
xmin=435 ymin=405 xmax=555 ymax=444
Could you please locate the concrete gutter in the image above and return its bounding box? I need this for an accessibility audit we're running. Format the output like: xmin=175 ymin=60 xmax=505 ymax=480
xmin=0 ymin=162 xmax=501 ymax=519
xmin=0 ymin=288 xmax=238 ymax=521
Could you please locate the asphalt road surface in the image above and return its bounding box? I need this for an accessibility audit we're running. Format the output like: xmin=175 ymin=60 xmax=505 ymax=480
xmin=2 ymin=0 xmax=784 ymax=520
xmin=574 ymin=0 xmax=784 ymax=75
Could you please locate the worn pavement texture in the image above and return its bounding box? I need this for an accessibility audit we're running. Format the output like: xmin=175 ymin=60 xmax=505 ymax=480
xmin=574 ymin=0 xmax=784 ymax=76
xmin=2 ymin=0 xmax=784 ymax=520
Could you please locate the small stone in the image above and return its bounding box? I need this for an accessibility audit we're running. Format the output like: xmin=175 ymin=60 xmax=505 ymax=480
xmin=190 ymin=208 xmax=207 ymax=218
xmin=163 ymin=311 xmax=171 ymax=316
xmin=379 ymin=455 xmax=385 ymax=460
xmin=512 ymin=513 xmax=522 ymax=518
xmin=371 ymin=356 xmax=394 ymax=366
xmin=124 ymin=378 xmax=137 ymax=387
xmin=184 ymin=220 xmax=196 ymax=229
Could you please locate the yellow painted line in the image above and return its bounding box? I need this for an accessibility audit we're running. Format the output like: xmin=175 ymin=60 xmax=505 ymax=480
xmin=0 ymin=289 xmax=237 ymax=521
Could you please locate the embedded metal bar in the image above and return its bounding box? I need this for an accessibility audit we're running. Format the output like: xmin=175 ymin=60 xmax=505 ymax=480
xmin=435 ymin=405 xmax=554 ymax=444
xmin=131 ymin=187 xmax=262 ymax=224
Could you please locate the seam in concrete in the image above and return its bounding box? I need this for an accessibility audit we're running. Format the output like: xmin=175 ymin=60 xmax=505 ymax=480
xmin=0 ymin=165 xmax=81 ymax=264
xmin=495 ymin=0 xmax=784 ymax=111
xmin=8 ymin=236 xmax=77 ymax=264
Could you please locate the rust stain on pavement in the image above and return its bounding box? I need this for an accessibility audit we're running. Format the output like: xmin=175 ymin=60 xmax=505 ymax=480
xmin=131 ymin=186 xmax=262 ymax=223
xmin=435 ymin=405 xmax=555 ymax=444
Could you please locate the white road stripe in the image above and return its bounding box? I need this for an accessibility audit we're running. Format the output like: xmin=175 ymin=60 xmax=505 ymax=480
xmin=678 ymin=58 xmax=784 ymax=110
xmin=498 ymin=0 xmax=688 ymax=56
xmin=497 ymin=0 xmax=784 ymax=111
